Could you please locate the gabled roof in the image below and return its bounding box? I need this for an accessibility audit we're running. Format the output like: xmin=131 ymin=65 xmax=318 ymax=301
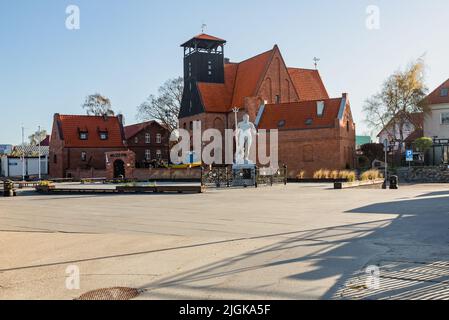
xmin=377 ymin=112 xmax=424 ymax=137
xmin=55 ymin=114 xmax=125 ymax=148
xmin=124 ymin=121 xmax=166 ymax=140
xmin=425 ymin=78 xmax=449 ymax=105
xmin=288 ymin=68 xmax=329 ymax=101
xmin=231 ymin=48 xmax=275 ymax=108
xmin=196 ymin=45 xmax=330 ymax=113
xmin=181 ymin=33 xmax=226 ymax=48
xmin=258 ymin=97 xmax=343 ymax=130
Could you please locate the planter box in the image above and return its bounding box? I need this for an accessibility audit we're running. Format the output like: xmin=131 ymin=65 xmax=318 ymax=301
xmin=35 ymin=185 xmax=56 ymax=193
xmin=334 ymin=179 xmax=385 ymax=190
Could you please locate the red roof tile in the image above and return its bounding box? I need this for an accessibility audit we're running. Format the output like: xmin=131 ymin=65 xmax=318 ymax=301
xmin=56 ymin=115 xmax=125 ymax=148
xmin=288 ymin=68 xmax=329 ymax=101
xmin=197 ymin=63 xmax=238 ymax=113
xmin=425 ymin=78 xmax=449 ymax=105
xmin=196 ymin=46 xmax=331 ymax=114
xmin=197 ymin=48 xmax=274 ymax=113
xmin=231 ymin=49 xmax=274 ymax=108
xmin=192 ymin=33 xmax=226 ymax=42
xmin=258 ymin=98 xmax=343 ymax=130
xmin=124 ymin=120 xmax=165 ymax=140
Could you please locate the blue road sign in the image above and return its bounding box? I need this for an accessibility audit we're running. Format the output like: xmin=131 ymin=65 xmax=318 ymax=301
xmin=406 ymin=150 xmax=413 ymax=162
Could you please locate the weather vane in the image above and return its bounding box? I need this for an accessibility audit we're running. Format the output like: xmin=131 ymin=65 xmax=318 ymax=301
xmin=313 ymin=57 xmax=320 ymax=69
xmin=201 ymin=23 xmax=207 ymax=33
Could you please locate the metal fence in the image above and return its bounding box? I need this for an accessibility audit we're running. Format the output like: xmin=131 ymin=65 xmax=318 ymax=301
xmin=201 ymin=165 xmax=287 ymax=188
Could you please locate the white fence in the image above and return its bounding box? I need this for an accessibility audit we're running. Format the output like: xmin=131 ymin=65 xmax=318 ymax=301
xmin=0 ymin=156 xmax=48 ymax=178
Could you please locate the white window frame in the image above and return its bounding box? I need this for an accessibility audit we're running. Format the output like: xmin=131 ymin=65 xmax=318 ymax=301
xmin=441 ymin=112 xmax=449 ymax=125
xmin=156 ymin=133 xmax=162 ymax=144
xmin=145 ymin=149 xmax=151 ymax=160
xmin=134 ymin=136 xmax=138 ymax=144
xmin=145 ymin=133 xmax=151 ymax=144
xmin=156 ymin=149 xmax=162 ymax=159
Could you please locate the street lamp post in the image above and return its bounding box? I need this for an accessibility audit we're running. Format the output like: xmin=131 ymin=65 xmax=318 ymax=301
xmin=21 ymin=125 xmax=25 ymax=181
xmin=383 ymin=139 xmax=388 ymax=189
xmin=38 ymin=126 xmax=41 ymax=180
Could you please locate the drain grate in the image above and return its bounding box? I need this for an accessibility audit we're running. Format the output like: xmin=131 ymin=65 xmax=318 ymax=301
xmin=77 ymin=287 xmax=140 ymax=300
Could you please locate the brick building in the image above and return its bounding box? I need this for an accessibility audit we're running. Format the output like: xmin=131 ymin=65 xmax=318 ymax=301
xmin=49 ymin=114 xmax=130 ymax=179
xmin=178 ymin=34 xmax=355 ymax=177
xmin=124 ymin=121 xmax=170 ymax=167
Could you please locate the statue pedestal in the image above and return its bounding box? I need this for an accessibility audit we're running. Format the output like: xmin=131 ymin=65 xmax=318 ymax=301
xmin=232 ymin=163 xmax=256 ymax=187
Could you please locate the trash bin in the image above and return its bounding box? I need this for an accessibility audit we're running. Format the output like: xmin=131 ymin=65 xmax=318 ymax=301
xmin=390 ymin=175 xmax=399 ymax=189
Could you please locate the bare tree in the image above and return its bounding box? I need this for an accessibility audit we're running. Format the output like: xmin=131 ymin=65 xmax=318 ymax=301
xmin=82 ymin=93 xmax=115 ymax=116
xmin=28 ymin=129 xmax=47 ymax=145
xmin=137 ymin=77 xmax=183 ymax=132
xmin=364 ymin=58 xmax=428 ymax=146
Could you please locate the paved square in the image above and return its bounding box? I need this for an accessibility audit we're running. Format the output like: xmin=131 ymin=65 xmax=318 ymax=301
xmin=1 ymin=183 xmax=449 ymax=300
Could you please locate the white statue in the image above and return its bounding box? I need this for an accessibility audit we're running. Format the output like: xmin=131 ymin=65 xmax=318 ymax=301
xmin=235 ymin=113 xmax=257 ymax=165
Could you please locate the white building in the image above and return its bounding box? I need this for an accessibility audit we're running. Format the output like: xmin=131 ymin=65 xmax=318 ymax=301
xmin=377 ymin=112 xmax=423 ymax=151
xmin=423 ymin=78 xmax=449 ymax=164
xmin=0 ymin=145 xmax=49 ymax=178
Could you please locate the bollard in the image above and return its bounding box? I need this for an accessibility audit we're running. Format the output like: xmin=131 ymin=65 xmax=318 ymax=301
xmin=390 ymin=175 xmax=399 ymax=190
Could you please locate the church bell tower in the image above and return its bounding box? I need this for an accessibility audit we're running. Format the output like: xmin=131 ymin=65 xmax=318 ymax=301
xmin=179 ymin=34 xmax=227 ymax=118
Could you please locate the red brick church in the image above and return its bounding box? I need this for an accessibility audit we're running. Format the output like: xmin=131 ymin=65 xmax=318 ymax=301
xmin=178 ymin=34 xmax=356 ymax=177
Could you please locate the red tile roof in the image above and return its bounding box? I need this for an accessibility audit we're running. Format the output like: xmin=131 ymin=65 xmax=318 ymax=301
xmin=192 ymin=33 xmax=226 ymax=42
xmin=425 ymin=78 xmax=449 ymax=105
xmin=231 ymin=48 xmax=274 ymax=108
xmin=124 ymin=120 xmax=166 ymax=140
xmin=196 ymin=46 xmax=330 ymax=113
xmin=197 ymin=63 xmax=238 ymax=113
xmin=258 ymin=98 xmax=343 ymax=130
xmin=56 ymin=114 xmax=125 ymax=148
xmin=288 ymin=68 xmax=329 ymax=101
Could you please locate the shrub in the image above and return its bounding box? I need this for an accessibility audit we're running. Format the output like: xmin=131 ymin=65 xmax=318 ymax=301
xmin=361 ymin=169 xmax=383 ymax=181
xmin=313 ymin=169 xmax=324 ymax=179
xmin=330 ymin=170 xmax=340 ymax=179
xmin=339 ymin=170 xmax=356 ymax=182
xmin=296 ymin=170 xmax=306 ymax=179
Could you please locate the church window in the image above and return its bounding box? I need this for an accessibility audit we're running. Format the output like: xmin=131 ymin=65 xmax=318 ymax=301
xmin=275 ymin=95 xmax=281 ymax=104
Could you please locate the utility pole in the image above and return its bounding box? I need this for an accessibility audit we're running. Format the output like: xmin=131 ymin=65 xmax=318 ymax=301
xmin=38 ymin=125 xmax=41 ymax=180
xmin=21 ymin=125 xmax=25 ymax=181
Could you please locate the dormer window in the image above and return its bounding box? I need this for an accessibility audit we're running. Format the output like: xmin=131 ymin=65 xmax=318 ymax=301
xmin=79 ymin=132 xmax=88 ymax=140
xmin=99 ymin=132 xmax=108 ymax=140
xmin=317 ymin=101 xmax=325 ymax=117
xmin=441 ymin=88 xmax=449 ymax=97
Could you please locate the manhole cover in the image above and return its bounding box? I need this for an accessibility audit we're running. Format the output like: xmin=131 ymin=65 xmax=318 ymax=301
xmin=77 ymin=287 xmax=140 ymax=300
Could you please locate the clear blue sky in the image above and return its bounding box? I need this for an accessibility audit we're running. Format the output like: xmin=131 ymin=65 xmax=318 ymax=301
xmin=1 ymin=0 xmax=448 ymax=144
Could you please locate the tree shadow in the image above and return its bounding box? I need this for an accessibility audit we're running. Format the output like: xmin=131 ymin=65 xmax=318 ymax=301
xmin=135 ymin=194 xmax=449 ymax=300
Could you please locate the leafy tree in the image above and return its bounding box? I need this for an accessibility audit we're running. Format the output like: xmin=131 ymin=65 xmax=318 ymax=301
xmin=360 ymin=143 xmax=385 ymax=164
xmin=413 ymin=137 xmax=433 ymax=163
xmin=82 ymin=93 xmax=115 ymax=116
xmin=137 ymin=77 xmax=183 ymax=132
xmin=28 ymin=129 xmax=48 ymax=145
xmin=364 ymin=58 xmax=428 ymax=147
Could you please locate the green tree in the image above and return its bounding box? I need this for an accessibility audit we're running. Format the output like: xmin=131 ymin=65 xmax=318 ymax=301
xmin=364 ymin=58 xmax=428 ymax=147
xmin=413 ymin=137 xmax=433 ymax=163
xmin=82 ymin=93 xmax=115 ymax=116
xmin=28 ymin=129 xmax=47 ymax=145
